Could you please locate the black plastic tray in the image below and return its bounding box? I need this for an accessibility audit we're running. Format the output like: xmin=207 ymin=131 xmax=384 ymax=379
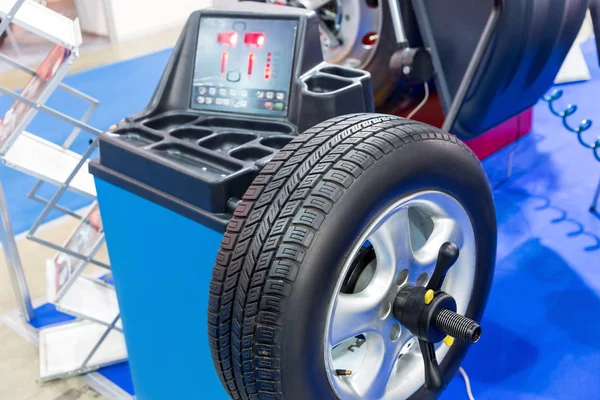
xmin=97 ymin=112 xmax=297 ymax=215
xmin=90 ymin=4 xmax=374 ymax=232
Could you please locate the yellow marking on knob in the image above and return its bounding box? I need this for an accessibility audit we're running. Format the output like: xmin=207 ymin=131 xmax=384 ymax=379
xmin=109 ymin=124 xmax=117 ymax=131
xmin=443 ymin=336 xmax=455 ymax=347
xmin=424 ymin=289 xmax=435 ymax=305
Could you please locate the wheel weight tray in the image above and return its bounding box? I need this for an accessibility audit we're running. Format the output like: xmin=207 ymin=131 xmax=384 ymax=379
xmin=98 ymin=113 xmax=297 ymax=217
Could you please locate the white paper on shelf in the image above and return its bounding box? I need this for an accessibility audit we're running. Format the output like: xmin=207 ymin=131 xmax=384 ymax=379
xmin=0 ymin=0 xmax=82 ymax=49
xmin=56 ymin=276 xmax=122 ymax=329
xmin=39 ymin=320 xmax=127 ymax=381
xmin=0 ymin=44 xmax=73 ymax=153
xmin=2 ymin=131 xmax=96 ymax=197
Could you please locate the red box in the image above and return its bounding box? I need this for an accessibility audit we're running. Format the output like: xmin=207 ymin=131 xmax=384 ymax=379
xmin=398 ymin=91 xmax=532 ymax=160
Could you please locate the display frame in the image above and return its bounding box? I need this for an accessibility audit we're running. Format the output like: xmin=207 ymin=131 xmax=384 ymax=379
xmin=189 ymin=12 xmax=302 ymax=119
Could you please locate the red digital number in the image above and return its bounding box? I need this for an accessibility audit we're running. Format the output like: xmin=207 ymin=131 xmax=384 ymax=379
xmin=244 ymin=33 xmax=265 ymax=48
xmin=217 ymin=31 xmax=238 ymax=47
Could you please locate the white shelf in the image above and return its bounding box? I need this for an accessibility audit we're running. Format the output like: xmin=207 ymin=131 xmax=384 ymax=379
xmin=39 ymin=319 xmax=127 ymax=381
xmin=56 ymin=275 xmax=121 ymax=329
xmin=2 ymin=131 xmax=96 ymax=197
xmin=0 ymin=0 xmax=82 ymax=49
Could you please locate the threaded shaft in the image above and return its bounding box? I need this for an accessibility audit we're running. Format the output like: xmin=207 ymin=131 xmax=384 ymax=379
xmin=433 ymin=309 xmax=481 ymax=343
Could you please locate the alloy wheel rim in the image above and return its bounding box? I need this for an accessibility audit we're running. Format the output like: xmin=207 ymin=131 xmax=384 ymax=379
xmin=324 ymin=191 xmax=477 ymax=400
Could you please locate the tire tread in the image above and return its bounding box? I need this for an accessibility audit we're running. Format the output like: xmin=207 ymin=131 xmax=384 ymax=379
xmin=208 ymin=114 xmax=474 ymax=399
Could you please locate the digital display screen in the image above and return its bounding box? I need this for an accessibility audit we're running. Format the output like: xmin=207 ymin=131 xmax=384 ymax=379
xmin=191 ymin=17 xmax=298 ymax=117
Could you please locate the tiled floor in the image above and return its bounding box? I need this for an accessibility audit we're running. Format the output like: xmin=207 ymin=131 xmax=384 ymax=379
xmin=0 ymin=25 xmax=180 ymax=400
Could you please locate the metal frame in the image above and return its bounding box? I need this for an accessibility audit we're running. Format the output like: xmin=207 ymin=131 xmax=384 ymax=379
xmin=591 ymin=177 xmax=600 ymax=213
xmin=0 ymin=51 xmax=99 ymax=217
xmin=0 ymin=11 xmax=106 ymax=267
xmin=49 ymin=202 xmax=119 ymax=333
xmin=0 ymin=0 xmax=124 ymax=383
xmin=0 ymin=55 xmax=76 ymax=155
xmin=26 ymin=139 xmax=111 ymax=270
xmin=388 ymin=0 xmax=408 ymax=46
xmin=52 ymin=203 xmax=109 ymax=305
xmin=80 ymin=314 xmax=122 ymax=368
xmin=0 ymin=182 xmax=34 ymax=321
xmin=4 ymin=24 xmax=22 ymax=58
xmin=0 ymin=0 xmax=26 ymax=44
xmin=441 ymin=0 xmax=505 ymax=133
xmin=0 ymin=49 xmax=101 ymax=212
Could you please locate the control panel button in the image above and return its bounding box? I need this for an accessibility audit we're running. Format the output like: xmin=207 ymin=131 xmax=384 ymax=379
xmin=276 ymin=92 xmax=285 ymax=100
xmin=274 ymin=102 xmax=284 ymax=111
xmin=226 ymin=70 xmax=241 ymax=82
xmin=265 ymin=101 xmax=273 ymax=110
xmin=206 ymin=97 xmax=213 ymax=105
xmin=209 ymin=88 xmax=217 ymax=96
xmin=197 ymin=96 xmax=205 ymax=104
xmin=198 ymin=87 xmax=207 ymax=95
xmin=266 ymin=91 xmax=274 ymax=99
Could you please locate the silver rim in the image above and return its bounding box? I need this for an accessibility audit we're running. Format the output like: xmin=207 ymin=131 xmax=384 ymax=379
xmin=269 ymin=0 xmax=382 ymax=69
xmin=324 ymin=191 xmax=476 ymax=400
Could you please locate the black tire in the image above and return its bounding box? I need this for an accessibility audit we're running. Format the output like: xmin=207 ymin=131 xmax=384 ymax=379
xmin=208 ymin=114 xmax=496 ymax=400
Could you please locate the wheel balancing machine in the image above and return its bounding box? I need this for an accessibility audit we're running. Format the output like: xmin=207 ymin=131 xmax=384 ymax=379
xmin=89 ymin=2 xmax=574 ymax=399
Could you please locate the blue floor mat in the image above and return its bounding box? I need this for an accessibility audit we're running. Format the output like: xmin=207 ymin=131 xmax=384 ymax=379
xmin=442 ymin=39 xmax=600 ymax=399
xmin=8 ymin=39 xmax=600 ymax=398
xmin=29 ymin=303 xmax=75 ymax=329
xmin=0 ymin=49 xmax=172 ymax=235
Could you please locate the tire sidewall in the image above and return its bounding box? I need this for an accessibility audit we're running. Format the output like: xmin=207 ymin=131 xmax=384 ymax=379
xmin=278 ymin=138 xmax=497 ymax=399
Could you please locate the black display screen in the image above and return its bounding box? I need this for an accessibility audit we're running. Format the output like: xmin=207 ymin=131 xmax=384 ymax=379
xmin=191 ymin=16 xmax=298 ymax=117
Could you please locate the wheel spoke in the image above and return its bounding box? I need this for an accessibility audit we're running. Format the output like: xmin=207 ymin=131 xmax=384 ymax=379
xmin=369 ymin=206 xmax=414 ymax=276
xmin=413 ymin=217 xmax=463 ymax=271
xmin=355 ymin=330 xmax=410 ymax=398
xmin=330 ymin=292 xmax=381 ymax=346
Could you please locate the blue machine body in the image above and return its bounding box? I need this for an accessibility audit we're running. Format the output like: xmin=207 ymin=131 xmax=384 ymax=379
xmin=89 ymin=3 xmax=372 ymax=398
xmin=95 ymin=178 xmax=228 ymax=399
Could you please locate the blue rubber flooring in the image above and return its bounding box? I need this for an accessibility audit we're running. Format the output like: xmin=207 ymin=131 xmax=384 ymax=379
xmin=3 ymin=39 xmax=600 ymax=398
xmin=443 ymin=39 xmax=600 ymax=399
